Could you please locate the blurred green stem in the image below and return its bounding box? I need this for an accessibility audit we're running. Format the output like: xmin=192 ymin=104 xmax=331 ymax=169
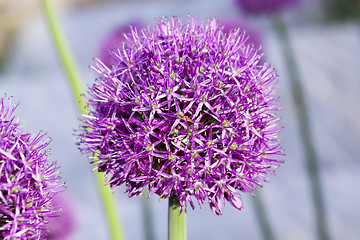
xmin=273 ymin=16 xmax=330 ymax=240
xmin=41 ymin=0 xmax=84 ymax=112
xmin=168 ymin=196 xmax=187 ymax=240
xmin=252 ymin=192 xmax=275 ymax=240
xmin=141 ymin=189 xmax=155 ymax=240
xmin=41 ymin=0 xmax=125 ymax=239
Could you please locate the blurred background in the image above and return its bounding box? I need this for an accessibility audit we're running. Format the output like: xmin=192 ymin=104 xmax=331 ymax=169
xmin=0 ymin=0 xmax=359 ymax=239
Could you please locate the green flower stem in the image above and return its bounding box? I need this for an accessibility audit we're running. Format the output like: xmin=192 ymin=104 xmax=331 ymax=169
xmin=41 ymin=0 xmax=125 ymax=239
xmin=168 ymin=195 xmax=187 ymax=240
xmin=141 ymin=190 xmax=155 ymax=240
xmin=252 ymin=192 xmax=275 ymax=240
xmin=95 ymin=172 xmax=125 ymax=240
xmin=273 ymin=16 xmax=329 ymax=240
xmin=41 ymin=0 xmax=84 ymax=113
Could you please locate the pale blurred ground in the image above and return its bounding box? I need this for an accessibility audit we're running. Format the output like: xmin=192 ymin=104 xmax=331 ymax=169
xmin=0 ymin=0 xmax=359 ymax=239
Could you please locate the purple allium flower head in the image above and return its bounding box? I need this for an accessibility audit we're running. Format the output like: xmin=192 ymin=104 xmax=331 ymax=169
xmin=79 ymin=16 xmax=282 ymax=215
xmin=98 ymin=21 xmax=145 ymax=67
xmin=234 ymin=0 xmax=301 ymax=14
xmin=44 ymin=193 xmax=77 ymax=240
xmin=218 ymin=18 xmax=262 ymax=50
xmin=0 ymin=96 xmax=63 ymax=239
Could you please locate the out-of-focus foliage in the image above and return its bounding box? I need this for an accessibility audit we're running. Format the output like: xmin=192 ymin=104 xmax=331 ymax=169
xmin=0 ymin=1 xmax=37 ymax=70
xmin=0 ymin=0 xmax=113 ymax=71
xmin=326 ymin=0 xmax=360 ymax=21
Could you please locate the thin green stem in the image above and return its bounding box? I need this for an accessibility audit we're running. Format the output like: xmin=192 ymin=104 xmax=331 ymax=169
xmin=41 ymin=0 xmax=85 ymax=113
xmin=41 ymin=0 xmax=125 ymax=239
xmin=273 ymin=16 xmax=330 ymax=240
xmin=95 ymin=172 xmax=125 ymax=240
xmin=168 ymin=196 xmax=187 ymax=240
xmin=252 ymin=192 xmax=275 ymax=240
xmin=141 ymin=189 xmax=155 ymax=240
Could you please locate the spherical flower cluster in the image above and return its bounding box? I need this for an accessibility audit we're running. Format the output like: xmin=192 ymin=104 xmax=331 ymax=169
xmin=218 ymin=18 xmax=262 ymax=50
xmin=234 ymin=0 xmax=301 ymax=14
xmin=79 ymin=16 xmax=282 ymax=215
xmin=0 ymin=97 xmax=63 ymax=239
xmin=98 ymin=20 xmax=144 ymax=67
xmin=44 ymin=194 xmax=77 ymax=240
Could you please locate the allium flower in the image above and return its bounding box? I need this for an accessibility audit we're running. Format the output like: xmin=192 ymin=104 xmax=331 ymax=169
xmin=79 ymin=16 xmax=282 ymax=215
xmin=44 ymin=193 xmax=77 ymax=240
xmin=218 ymin=18 xmax=262 ymax=50
xmin=234 ymin=0 xmax=301 ymax=14
xmin=98 ymin=21 xmax=145 ymax=67
xmin=0 ymin=96 xmax=63 ymax=239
